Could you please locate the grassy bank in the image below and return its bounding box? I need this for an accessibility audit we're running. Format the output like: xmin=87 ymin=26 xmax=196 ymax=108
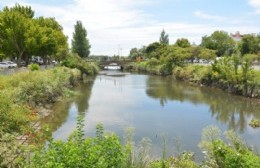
xmin=125 ymin=57 xmax=260 ymax=98
xmin=0 ymin=67 xmax=82 ymax=133
xmin=172 ymin=61 xmax=260 ymax=98
xmin=0 ymin=58 xmax=99 ymax=166
xmin=24 ymin=118 xmax=260 ymax=168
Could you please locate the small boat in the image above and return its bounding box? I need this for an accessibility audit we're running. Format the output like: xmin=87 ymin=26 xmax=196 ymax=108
xmin=104 ymin=63 xmax=121 ymax=70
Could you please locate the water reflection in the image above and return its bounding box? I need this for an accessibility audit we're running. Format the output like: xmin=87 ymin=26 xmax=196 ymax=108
xmin=41 ymin=77 xmax=95 ymax=133
xmin=42 ymin=72 xmax=259 ymax=159
xmin=146 ymin=76 xmax=260 ymax=133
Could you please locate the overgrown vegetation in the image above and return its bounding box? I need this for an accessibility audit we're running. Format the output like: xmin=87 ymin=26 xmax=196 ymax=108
xmin=127 ymin=30 xmax=260 ymax=99
xmin=172 ymin=56 xmax=260 ymax=98
xmin=24 ymin=119 xmax=260 ymax=168
xmin=0 ymin=60 xmax=98 ymax=167
xmin=61 ymin=54 xmax=99 ymax=76
xmin=126 ymin=44 xmax=216 ymax=76
xmin=0 ymin=67 xmax=81 ymax=133
xmin=199 ymin=126 xmax=260 ymax=168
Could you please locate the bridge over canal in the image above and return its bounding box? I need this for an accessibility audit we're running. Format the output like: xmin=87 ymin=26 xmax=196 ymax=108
xmin=87 ymin=60 xmax=135 ymax=69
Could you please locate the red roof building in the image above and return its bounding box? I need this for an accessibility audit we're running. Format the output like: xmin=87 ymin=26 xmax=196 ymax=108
xmin=231 ymin=31 xmax=243 ymax=42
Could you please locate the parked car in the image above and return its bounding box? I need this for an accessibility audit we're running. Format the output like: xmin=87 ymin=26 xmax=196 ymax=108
xmin=52 ymin=60 xmax=58 ymax=65
xmin=6 ymin=61 xmax=17 ymax=68
xmin=31 ymin=56 xmax=44 ymax=65
xmin=0 ymin=62 xmax=9 ymax=69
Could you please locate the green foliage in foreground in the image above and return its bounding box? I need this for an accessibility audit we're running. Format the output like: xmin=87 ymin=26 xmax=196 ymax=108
xmin=0 ymin=67 xmax=84 ymax=167
xmin=0 ymin=65 xmax=98 ymax=167
xmin=25 ymin=118 xmax=260 ymax=168
xmin=199 ymin=126 xmax=260 ymax=168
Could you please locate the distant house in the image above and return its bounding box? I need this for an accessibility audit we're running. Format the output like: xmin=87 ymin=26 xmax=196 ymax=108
xmin=230 ymin=31 xmax=243 ymax=42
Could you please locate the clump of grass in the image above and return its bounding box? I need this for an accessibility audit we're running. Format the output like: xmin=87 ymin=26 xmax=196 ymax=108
xmin=28 ymin=63 xmax=40 ymax=71
xmin=249 ymin=119 xmax=260 ymax=128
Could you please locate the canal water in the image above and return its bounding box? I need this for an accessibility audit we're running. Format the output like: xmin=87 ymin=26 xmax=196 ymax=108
xmin=41 ymin=71 xmax=260 ymax=160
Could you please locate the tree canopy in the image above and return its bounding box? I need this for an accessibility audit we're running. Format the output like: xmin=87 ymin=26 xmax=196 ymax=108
xmin=201 ymin=30 xmax=235 ymax=57
xmin=239 ymin=34 xmax=260 ymax=55
xmin=71 ymin=20 xmax=91 ymax=58
xmin=0 ymin=4 xmax=68 ymax=66
xmin=175 ymin=38 xmax=191 ymax=48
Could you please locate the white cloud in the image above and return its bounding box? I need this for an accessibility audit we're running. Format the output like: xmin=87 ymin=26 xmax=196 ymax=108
xmin=248 ymin=0 xmax=260 ymax=8
xmin=0 ymin=0 xmax=259 ymax=56
xmin=194 ymin=10 xmax=227 ymax=22
xmin=248 ymin=0 xmax=260 ymax=14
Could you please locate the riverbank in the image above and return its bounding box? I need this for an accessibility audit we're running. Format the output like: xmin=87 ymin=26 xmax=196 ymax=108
xmin=173 ymin=64 xmax=260 ymax=99
xmin=125 ymin=58 xmax=260 ymax=99
xmin=0 ymin=59 xmax=99 ymax=166
xmin=3 ymin=69 xmax=259 ymax=167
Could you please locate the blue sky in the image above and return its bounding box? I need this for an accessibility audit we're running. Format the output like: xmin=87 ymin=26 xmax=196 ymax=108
xmin=0 ymin=0 xmax=260 ymax=56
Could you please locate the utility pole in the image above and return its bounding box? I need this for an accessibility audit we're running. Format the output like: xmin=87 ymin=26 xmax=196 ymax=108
xmin=118 ymin=45 xmax=120 ymax=57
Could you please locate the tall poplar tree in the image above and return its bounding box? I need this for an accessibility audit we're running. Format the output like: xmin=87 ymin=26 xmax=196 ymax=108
xmin=71 ymin=21 xmax=91 ymax=58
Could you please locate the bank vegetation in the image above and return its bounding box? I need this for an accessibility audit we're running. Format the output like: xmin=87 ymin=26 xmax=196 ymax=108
xmin=25 ymin=118 xmax=260 ymax=168
xmin=0 ymin=54 xmax=98 ymax=167
xmin=126 ymin=30 xmax=260 ymax=99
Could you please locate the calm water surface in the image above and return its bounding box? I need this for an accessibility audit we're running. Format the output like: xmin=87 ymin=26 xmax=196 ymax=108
xmin=42 ymin=71 xmax=260 ymax=160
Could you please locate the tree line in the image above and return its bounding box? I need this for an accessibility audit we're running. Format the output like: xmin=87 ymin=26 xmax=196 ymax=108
xmin=129 ymin=29 xmax=260 ymax=63
xmin=0 ymin=4 xmax=90 ymax=66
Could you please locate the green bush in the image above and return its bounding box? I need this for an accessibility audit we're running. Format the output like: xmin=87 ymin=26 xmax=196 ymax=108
xmin=199 ymin=126 xmax=260 ymax=168
xmin=61 ymin=54 xmax=99 ymax=75
xmin=28 ymin=63 xmax=40 ymax=71
xmin=25 ymin=122 xmax=260 ymax=168
xmin=28 ymin=119 xmax=125 ymax=168
xmin=249 ymin=119 xmax=260 ymax=128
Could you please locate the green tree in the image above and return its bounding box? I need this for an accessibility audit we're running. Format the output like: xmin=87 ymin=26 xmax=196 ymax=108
xmin=0 ymin=4 xmax=67 ymax=66
xmin=129 ymin=48 xmax=139 ymax=60
xmin=29 ymin=17 xmax=68 ymax=63
xmin=239 ymin=34 xmax=260 ymax=55
xmin=0 ymin=4 xmax=34 ymax=65
xmin=199 ymin=47 xmax=217 ymax=61
xmin=145 ymin=42 xmax=162 ymax=59
xmin=159 ymin=29 xmax=169 ymax=45
xmin=175 ymin=38 xmax=191 ymax=48
xmin=9 ymin=3 xmax=34 ymax=18
xmin=201 ymin=30 xmax=235 ymax=57
xmin=71 ymin=20 xmax=91 ymax=58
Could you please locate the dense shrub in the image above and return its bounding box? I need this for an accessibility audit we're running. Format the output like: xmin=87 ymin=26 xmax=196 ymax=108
xmin=249 ymin=119 xmax=260 ymax=128
xmin=0 ymin=67 xmax=82 ymax=134
xmin=28 ymin=63 xmax=40 ymax=71
xmin=199 ymin=126 xmax=260 ymax=168
xmin=28 ymin=118 xmax=125 ymax=168
xmin=172 ymin=56 xmax=260 ymax=98
xmin=27 ymin=122 xmax=260 ymax=168
xmin=0 ymin=66 xmax=96 ymax=167
xmin=61 ymin=54 xmax=99 ymax=76
xmin=173 ymin=65 xmax=212 ymax=83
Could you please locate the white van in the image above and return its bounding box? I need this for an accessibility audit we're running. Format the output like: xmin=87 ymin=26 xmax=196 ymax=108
xmin=32 ymin=56 xmax=44 ymax=64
